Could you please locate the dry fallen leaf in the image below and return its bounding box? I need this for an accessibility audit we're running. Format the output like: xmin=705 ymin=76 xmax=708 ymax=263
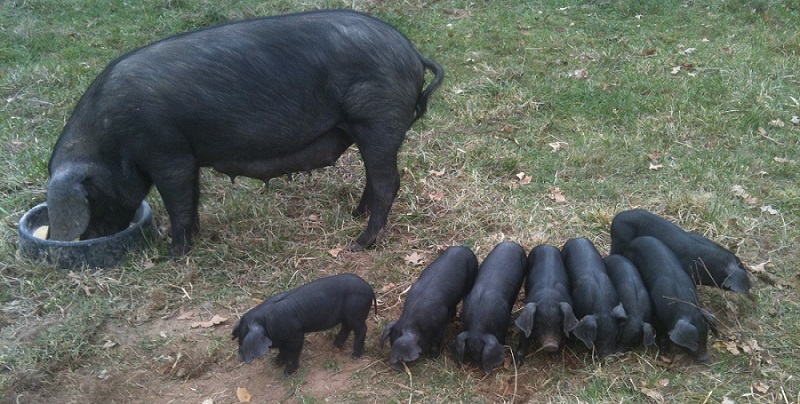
xmin=514 ymin=172 xmax=532 ymax=185
xmin=548 ymin=141 xmax=569 ymax=152
xmin=649 ymin=163 xmax=663 ymax=170
xmin=753 ymin=382 xmax=770 ymax=394
xmin=428 ymin=168 xmax=446 ymax=177
xmin=671 ymin=66 xmax=681 ymax=75
xmin=176 ymin=309 xmax=194 ymax=320
xmin=429 ymin=192 xmax=445 ymax=201
xmin=404 ymin=252 xmax=425 ymax=266
xmin=237 ymin=386 xmax=252 ymax=403
xmin=547 ymin=187 xmax=568 ymax=203
xmin=381 ymin=282 xmax=396 ymax=292
xmin=102 ymin=340 xmax=117 ymax=349
xmin=639 ymin=387 xmax=664 ymax=402
xmin=722 ymin=396 xmax=735 ymax=404
xmin=191 ymin=315 xmax=228 ymax=329
xmin=328 ymin=247 xmax=343 ymax=258
xmin=647 ymin=151 xmax=663 ymax=163
xmin=760 ymin=205 xmax=778 ymax=215
xmin=769 ymin=119 xmax=785 ymax=127
xmin=791 ymin=115 xmax=800 ymax=124
xmin=573 ymin=69 xmax=589 ymax=79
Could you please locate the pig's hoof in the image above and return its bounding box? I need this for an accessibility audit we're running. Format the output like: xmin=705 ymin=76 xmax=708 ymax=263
xmin=347 ymin=242 xmax=366 ymax=252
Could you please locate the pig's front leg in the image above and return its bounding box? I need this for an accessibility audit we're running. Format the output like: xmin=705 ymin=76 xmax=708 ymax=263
xmin=149 ymin=155 xmax=201 ymax=256
xmin=281 ymin=338 xmax=304 ymax=375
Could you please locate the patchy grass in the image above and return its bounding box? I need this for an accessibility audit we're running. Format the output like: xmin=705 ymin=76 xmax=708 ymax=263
xmin=1 ymin=0 xmax=799 ymax=402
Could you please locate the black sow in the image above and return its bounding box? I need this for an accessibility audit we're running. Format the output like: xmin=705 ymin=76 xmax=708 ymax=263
xmin=380 ymin=246 xmax=479 ymax=370
xmin=562 ymin=238 xmax=626 ymax=357
xmin=46 ymin=9 xmax=445 ymax=255
xmin=515 ymin=244 xmax=579 ymax=362
xmin=609 ymin=209 xmax=752 ymax=293
xmin=623 ymin=236 xmax=717 ymax=361
xmin=453 ymin=242 xmax=526 ymax=373
xmin=232 ymin=273 xmax=375 ymax=374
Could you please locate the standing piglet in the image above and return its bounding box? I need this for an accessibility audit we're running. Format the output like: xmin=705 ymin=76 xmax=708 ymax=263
xmin=562 ymin=238 xmax=627 ymax=357
xmin=623 ymin=236 xmax=716 ymax=361
xmin=453 ymin=242 xmax=526 ymax=373
xmin=232 ymin=273 xmax=375 ymax=374
xmin=609 ymin=209 xmax=752 ymax=293
xmin=380 ymin=246 xmax=479 ymax=370
xmin=45 ymin=9 xmax=445 ymax=255
xmin=603 ymin=254 xmax=656 ymax=350
xmin=515 ymin=244 xmax=579 ymax=362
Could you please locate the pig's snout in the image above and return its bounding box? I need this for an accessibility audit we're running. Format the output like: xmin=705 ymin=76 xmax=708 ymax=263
xmin=541 ymin=338 xmax=560 ymax=352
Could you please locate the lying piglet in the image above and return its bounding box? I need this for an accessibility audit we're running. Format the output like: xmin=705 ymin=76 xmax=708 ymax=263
xmin=562 ymin=238 xmax=627 ymax=357
xmin=603 ymin=254 xmax=656 ymax=350
xmin=609 ymin=209 xmax=752 ymax=294
xmin=232 ymin=273 xmax=375 ymax=374
xmin=623 ymin=236 xmax=717 ymax=361
xmin=515 ymin=244 xmax=579 ymax=362
xmin=380 ymin=246 xmax=479 ymax=370
xmin=453 ymin=242 xmax=526 ymax=373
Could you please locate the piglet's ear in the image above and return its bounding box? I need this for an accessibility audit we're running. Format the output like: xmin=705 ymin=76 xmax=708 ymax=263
xmin=238 ymin=324 xmax=272 ymax=364
xmin=612 ymin=303 xmax=628 ymax=322
xmin=642 ymin=322 xmax=656 ymax=347
xmin=669 ymin=318 xmax=699 ymax=352
xmin=452 ymin=332 xmax=468 ymax=364
xmin=559 ymin=302 xmax=580 ymax=335
xmin=379 ymin=321 xmax=396 ymax=349
xmin=572 ymin=315 xmax=597 ymax=349
xmin=514 ymin=303 xmax=536 ymax=337
xmin=481 ymin=335 xmax=504 ymax=374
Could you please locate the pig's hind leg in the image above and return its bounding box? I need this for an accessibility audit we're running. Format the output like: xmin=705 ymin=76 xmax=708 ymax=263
xmin=349 ymin=122 xmax=406 ymax=251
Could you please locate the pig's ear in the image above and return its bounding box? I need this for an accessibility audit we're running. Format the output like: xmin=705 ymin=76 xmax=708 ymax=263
xmin=238 ymin=323 xmax=272 ymax=363
xmin=452 ymin=332 xmax=468 ymax=364
xmin=379 ymin=321 xmax=397 ymax=349
xmin=392 ymin=334 xmax=422 ymax=363
xmin=481 ymin=335 xmax=504 ymax=374
xmin=514 ymin=303 xmax=537 ymax=337
xmin=668 ymin=318 xmax=699 ymax=352
xmin=642 ymin=322 xmax=656 ymax=347
xmin=701 ymin=308 xmax=719 ymax=336
xmin=612 ymin=303 xmax=628 ymax=322
xmin=559 ymin=302 xmax=580 ymax=335
xmin=572 ymin=315 xmax=597 ymax=349
xmin=47 ymin=169 xmax=90 ymax=241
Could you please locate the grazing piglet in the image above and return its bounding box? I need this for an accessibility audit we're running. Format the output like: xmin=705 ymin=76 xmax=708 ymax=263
xmin=609 ymin=209 xmax=752 ymax=294
xmin=232 ymin=273 xmax=375 ymax=374
xmin=623 ymin=236 xmax=716 ymax=361
xmin=45 ymin=9 xmax=445 ymax=255
xmin=380 ymin=246 xmax=479 ymax=370
xmin=603 ymin=254 xmax=656 ymax=350
xmin=515 ymin=244 xmax=579 ymax=361
xmin=453 ymin=242 xmax=526 ymax=373
xmin=561 ymin=238 xmax=627 ymax=357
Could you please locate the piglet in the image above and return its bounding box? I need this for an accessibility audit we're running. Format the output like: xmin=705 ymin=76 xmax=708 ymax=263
xmin=232 ymin=273 xmax=375 ymax=374
xmin=609 ymin=209 xmax=752 ymax=294
xmin=515 ymin=244 xmax=579 ymax=361
xmin=603 ymin=254 xmax=656 ymax=350
xmin=380 ymin=246 xmax=479 ymax=370
xmin=453 ymin=242 xmax=526 ymax=373
xmin=623 ymin=236 xmax=716 ymax=361
xmin=562 ymin=238 xmax=626 ymax=357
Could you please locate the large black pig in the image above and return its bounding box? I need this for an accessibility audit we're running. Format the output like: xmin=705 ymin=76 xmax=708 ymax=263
xmin=603 ymin=254 xmax=656 ymax=350
xmin=622 ymin=236 xmax=717 ymax=361
xmin=46 ymin=9 xmax=445 ymax=255
xmin=609 ymin=209 xmax=752 ymax=293
xmin=380 ymin=246 xmax=479 ymax=370
xmin=515 ymin=244 xmax=579 ymax=361
xmin=562 ymin=238 xmax=627 ymax=357
xmin=232 ymin=273 xmax=375 ymax=374
xmin=453 ymin=242 xmax=526 ymax=373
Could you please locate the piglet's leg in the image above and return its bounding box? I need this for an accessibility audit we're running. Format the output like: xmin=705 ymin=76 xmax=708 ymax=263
xmin=333 ymin=324 xmax=352 ymax=348
xmin=351 ymin=321 xmax=368 ymax=359
xmin=282 ymin=338 xmax=304 ymax=375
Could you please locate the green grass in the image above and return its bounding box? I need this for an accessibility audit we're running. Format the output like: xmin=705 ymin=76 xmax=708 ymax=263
xmin=2 ymin=0 xmax=799 ymax=402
